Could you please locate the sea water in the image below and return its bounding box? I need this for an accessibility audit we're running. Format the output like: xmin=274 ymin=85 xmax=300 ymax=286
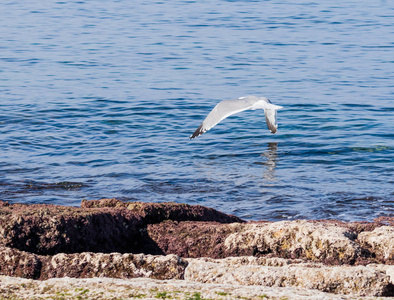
xmin=0 ymin=0 xmax=393 ymax=221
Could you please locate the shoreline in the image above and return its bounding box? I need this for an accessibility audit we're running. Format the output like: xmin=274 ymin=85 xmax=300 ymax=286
xmin=0 ymin=198 xmax=393 ymax=299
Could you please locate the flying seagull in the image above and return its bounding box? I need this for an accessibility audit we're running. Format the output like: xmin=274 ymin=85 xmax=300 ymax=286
xmin=190 ymin=95 xmax=283 ymax=139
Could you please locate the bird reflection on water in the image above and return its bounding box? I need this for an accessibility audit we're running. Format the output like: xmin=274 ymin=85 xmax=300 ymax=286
xmin=261 ymin=142 xmax=278 ymax=182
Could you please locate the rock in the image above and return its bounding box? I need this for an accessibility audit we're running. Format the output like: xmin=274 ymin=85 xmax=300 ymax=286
xmin=0 ymin=276 xmax=372 ymax=300
xmin=223 ymin=221 xmax=361 ymax=264
xmin=358 ymin=226 xmax=394 ymax=262
xmin=147 ymin=220 xmax=362 ymax=264
xmin=1 ymin=245 xmax=393 ymax=296
xmin=0 ymin=200 xmax=241 ymax=255
xmin=0 ymin=199 xmax=392 ymax=265
xmin=0 ymin=203 xmax=143 ymax=255
xmin=0 ymin=199 xmax=393 ymax=298
xmin=81 ymin=198 xmax=243 ymax=223
xmin=184 ymin=257 xmax=393 ymax=297
xmin=374 ymin=216 xmax=394 ymax=226
xmin=147 ymin=221 xmax=246 ymax=258
xmin=0 ymin=246 xmax=188 ymax=280
xmin=42 ymin=252 xmax=187 ymax=280
xmin=0 ymin=246 xmax=41 ymax=279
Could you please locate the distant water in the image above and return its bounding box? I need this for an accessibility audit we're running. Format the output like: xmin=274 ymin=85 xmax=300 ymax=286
xmin=1 ymin=0 xmax=393 ymax=221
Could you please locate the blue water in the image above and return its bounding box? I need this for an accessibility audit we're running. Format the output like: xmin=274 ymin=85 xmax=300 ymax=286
xmin=1 ymin=0 xmax=393 ymax=221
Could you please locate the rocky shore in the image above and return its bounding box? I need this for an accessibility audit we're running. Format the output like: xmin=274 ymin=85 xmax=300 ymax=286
xmin=0 ymin=199 xmax=393 ymax=299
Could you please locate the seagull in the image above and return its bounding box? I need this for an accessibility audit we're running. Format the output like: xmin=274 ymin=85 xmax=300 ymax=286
xmin=190 ymin=95 xmax=284 ymax=139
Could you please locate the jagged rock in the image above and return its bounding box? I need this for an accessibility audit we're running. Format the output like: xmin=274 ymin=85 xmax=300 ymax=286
xmin=42 ymin=252 xmax=187 ymax=280
xmin=184 ymin=257 xmax=394 ymax=297
xmin=0 ymin=246 xmax=188 ymax=280
xmin=1 ymin=245 xmax=392 ymax=296
xmin=0 ymin=246 xmax=42 ymax=279
xmin=147 ymin=220 xmax=362 ymax=264
xmin=358 ymin=226 xmax=394 ymax=262
xmin=0 ymin=199 xmax=392 ymax=265
xmin=223 ymin=221 xmax=361 ymax=264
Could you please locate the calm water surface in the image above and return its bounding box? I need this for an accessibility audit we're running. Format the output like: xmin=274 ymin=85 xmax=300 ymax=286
xmin=1 ymin=0 xmax=393 ymax=221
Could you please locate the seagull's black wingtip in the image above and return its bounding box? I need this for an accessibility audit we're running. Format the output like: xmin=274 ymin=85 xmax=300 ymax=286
xmin=190 ymin=125 xmax=204 ymax=139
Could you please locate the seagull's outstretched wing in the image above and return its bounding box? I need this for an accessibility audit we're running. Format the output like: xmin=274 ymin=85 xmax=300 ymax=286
xmin=190 ymin=98 xmax=256 ymax=139
xmin=264 ymin=109 xmax=278 ymax=134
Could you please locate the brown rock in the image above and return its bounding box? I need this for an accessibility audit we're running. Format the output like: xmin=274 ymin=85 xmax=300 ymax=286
xmin=41 ymin=252 xmax=187 ymax=280
xmin=0 ymin=203 xmax=143 ymax=255
xmin=0 ymin=199 xmax=241 ymax=256
xmin=374 ymin=216 xmax=394 ymax=226
xmin=81 ymin=198 xmax=243 ymax=224
xmin=0 ymin=199 xmax=393 ymax=283
xmin=147 ymin=220 xmax=363 ymax=264
xmin=0 ymin=246 xmax=188 ymax=280
xmin=0 ymin=246 xmax=41 ymax=279
xmin=147 ymin=221 xmax=248 ymax=258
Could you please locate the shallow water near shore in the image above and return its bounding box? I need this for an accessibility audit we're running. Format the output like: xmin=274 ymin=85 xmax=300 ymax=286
xmin=0 ymin=1 xmax=393 ymax=221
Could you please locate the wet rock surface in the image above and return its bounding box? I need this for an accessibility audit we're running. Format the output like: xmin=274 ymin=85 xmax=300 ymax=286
xmin=0 ymin=199 xmax=393 ymax=298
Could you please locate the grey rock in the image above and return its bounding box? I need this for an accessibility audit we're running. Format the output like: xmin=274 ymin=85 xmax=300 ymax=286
xmin=358 ymin=226 xmax=394 ymax=262
xmin=224 ymin=221 xmax=360 ymax=264
xmin=185 ymin=257 xmax=393 ymax=296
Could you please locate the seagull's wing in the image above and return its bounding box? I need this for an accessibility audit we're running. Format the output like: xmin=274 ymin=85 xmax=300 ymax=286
xmin=190 ymin=98 xmax=256 ymax=139
xmin=264 ymin=109 xmax=278 ymax=134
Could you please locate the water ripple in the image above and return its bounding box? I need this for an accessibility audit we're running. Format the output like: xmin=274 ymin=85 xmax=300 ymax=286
xmin=0 ymin=0 xmax=393 ymax=221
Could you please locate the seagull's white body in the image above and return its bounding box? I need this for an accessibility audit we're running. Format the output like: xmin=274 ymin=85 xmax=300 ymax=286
xmin=190 ymin=95 xmax=283 ymax=139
